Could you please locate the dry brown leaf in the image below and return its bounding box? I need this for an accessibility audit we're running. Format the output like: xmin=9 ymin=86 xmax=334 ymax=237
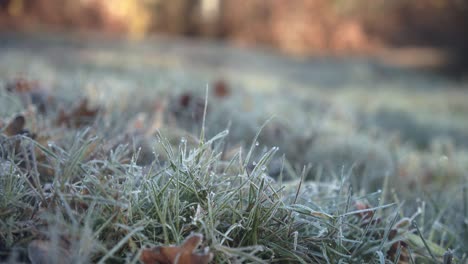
xmin=354 ymin=201 xmax=374 ymax=220
xmin=171 ymin=92 xmax=206 ymax=122
xmin=56 ymin=98 xmax=100 ymax=128
xmin=140 ymin=233 xmax=213 ymax=264
xmin=3 ymin=115 xmax=26 ymax=136
xmin=212 ymin=79 xmax=230 ymax=98
xmin=354 ymin=201 xmax=382 ymax=227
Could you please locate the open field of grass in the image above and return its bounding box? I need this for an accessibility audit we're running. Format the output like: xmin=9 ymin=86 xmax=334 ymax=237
xmin=0 ymin=33 xmax=467 ymax=263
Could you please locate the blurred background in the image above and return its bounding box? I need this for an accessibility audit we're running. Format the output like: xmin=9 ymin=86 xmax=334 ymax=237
xmin=1 ymin=0 xmax=467 ymax=76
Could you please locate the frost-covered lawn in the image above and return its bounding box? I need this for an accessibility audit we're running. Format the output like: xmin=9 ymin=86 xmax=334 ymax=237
xmin=0 ymin=33 xmax=467 ymax=263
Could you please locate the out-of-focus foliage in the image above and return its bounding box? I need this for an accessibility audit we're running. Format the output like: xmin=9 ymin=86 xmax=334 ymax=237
xmin=1 ymin=0 xmax=467 ymax=57
xmin=0 ymin=0 xmax=153 ymax=39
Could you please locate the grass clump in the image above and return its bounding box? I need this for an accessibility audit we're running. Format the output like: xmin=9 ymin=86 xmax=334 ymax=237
xmin=0 ymin=96 xmax=459 ymax=264
xmin=0 ymin=35 xmax=467 ymax=263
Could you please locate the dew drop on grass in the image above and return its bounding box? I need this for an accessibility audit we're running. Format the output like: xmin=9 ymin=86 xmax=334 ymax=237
xmin=255 ymin=141 xmax=259 ymax=146
xmin=253 ymin=161 xmax=257 ymax=166
xmin=181 ymin=137 xmax=187 ymax=143
xmin=261 ymin=165 xmax=267 ymax=171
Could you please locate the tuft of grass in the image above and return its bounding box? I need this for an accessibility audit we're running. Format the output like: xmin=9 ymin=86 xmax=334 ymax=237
xmin=1 ymin=121 xmax=456 ymax=263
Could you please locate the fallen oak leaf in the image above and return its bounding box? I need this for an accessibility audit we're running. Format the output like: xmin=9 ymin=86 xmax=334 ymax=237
xmin=140 ymin=245 xmax=178 ymax=264
xmin=172 ymin=234 xmax=213 ymax=264
xmin=140 ymin=233 xmax=213 ymax=264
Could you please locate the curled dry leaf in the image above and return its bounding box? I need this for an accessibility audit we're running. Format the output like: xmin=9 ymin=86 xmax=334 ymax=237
xmin=386 ymin=218 xmax=411 ymax=262
xmin=387 ymin=239 xmax=409 ymax=263
xmin=354 ymin=201 xmax=374 ymax=220
xmin=353 ymin=203 xmax=411 ymax=262
xmin=56 ymin=98 xmax=100 ymax=128
xmin=3 ymin=115 xmax=26 ymax=136
xmin=140 ymin=233 xmax=213 ymax=264
xmin=1 ymin=114 xmax=36 ymax=139
xmin=354 ymin=201 xmax=382 ymax=227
